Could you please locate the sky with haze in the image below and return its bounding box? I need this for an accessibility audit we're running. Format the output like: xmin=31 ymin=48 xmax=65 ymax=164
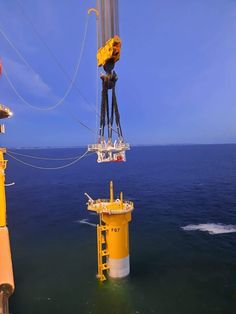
xmin=0 ymin=0 xmax=236 ymax=147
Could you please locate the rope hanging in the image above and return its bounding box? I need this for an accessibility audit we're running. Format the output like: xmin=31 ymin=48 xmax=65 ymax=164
xmin=7 ymin=150 xmax=86 ymax=161
xmin=15 ymin=0 xmax=99 ymax=116
xmin=0 ymin=14 xmax=89 ymax=111
xmin=6 ymin=150 xmax=92 ymax=170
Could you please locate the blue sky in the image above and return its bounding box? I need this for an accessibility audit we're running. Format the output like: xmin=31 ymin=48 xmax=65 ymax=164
xmin=0 ymin=0 xmax=236 ymax=147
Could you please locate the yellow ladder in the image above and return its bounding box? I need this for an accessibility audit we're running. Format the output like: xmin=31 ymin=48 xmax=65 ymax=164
xmin=97 ymin=223 xmax=109 ymax=282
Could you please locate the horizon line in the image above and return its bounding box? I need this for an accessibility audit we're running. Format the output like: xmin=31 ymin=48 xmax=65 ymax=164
xmin=6 ymin=142 xmax=236 ymax=150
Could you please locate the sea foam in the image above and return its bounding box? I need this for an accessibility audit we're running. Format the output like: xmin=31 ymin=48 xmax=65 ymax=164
xmin=181 ymin=223 xmax=236 ymax=235
xmin=75 ymin=219 xmax=96 ymax=227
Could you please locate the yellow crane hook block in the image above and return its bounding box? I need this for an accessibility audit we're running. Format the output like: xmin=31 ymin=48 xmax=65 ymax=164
xmin=97 ymin=35 xmax=121 ymax=68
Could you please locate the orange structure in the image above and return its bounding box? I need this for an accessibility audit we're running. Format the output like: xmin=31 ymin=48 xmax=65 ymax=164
xmin=0 ymin=227 xmax=14 ymax=314
xmin=0 ymin=103 xmax=14 ymax=314
xmin=86 ymin=181 xmax=134 ymax=281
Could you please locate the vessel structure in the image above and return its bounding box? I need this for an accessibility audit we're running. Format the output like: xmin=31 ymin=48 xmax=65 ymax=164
xmin=0 ymin=105 xmax=14 ymax=314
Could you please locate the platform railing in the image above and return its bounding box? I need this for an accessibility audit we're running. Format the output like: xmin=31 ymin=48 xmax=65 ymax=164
xmin=88 ymin=142 xmax=130 ymax=152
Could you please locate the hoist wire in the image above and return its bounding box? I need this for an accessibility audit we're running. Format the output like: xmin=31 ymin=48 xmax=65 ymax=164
xmin=6 ymin=149 xmax=91 ymax=170
xmin=0 ymin=28 xmax=35 ymax=73
xmin=1 ymin=2 xmax=118 ymax=141
xmin=1 ymin=8 xmax=105 ymax=137
xmin=95 ymin=62 xmax=99 ymax=141
xmin=95 ymin=10 xmax=100 ymax=141
xmin=15 ymin=0 xmax=100 ymax=116
xmin=74 ymin=119 xmax=96 ymax=134
xmin=7 ymin=150 xmax=85 ymax=160
xmin=1 ymin=14 xmax=89 ymax=111
xmin=15 ymin=0 xmax=119 ymax=138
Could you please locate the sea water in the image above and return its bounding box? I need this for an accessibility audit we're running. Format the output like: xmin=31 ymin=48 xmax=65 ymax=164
xmin=7 ymin=145 xmax=236 ymax=314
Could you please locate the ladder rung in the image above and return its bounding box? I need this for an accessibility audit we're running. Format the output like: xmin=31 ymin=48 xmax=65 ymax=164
xmin=100 ymin=274 xmax=106 ymax=281
xmin=97 ymin=274 xmax=106 ymax=282
xmin=101 ymin=237 xmax=105 ymax=244
xmin=101 ymin=250 xmax=109 ymax=256
xmin=99 ymin=225 xmax=108 ymax=232
xmin=102 ymin=263 xmax=109 ymax=270
xmin=97 ymin=224 xmax=108 ymax=282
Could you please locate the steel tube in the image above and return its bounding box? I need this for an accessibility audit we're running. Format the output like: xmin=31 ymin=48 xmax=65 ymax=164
xmin=97 ymin=0 xmax=120 ymax=48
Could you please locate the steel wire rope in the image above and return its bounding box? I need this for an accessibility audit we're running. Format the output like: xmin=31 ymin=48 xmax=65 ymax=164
xmin=95 ymin=10 xmax=100 ymax=142
xmin=95 ymin=64 xmax=100 ymax=141
xmin=1 ymin=2 xmax=118 ymax=140
xmin=16 ymin=0 xmax=118 ymax=137
xmin=6 ymin=149 xmax=92 ymax=170
xmin=0 ymin=14 xmax=89 ymax=111
xmin=15 ymin=0 xmax=100 ymax=117
xmin=14 ymin=0 xmax=119 ymax=138
xmin=7 ymin=149 xmax=86 ymax=160
xmin=0 ymin=9 xmax=114 ymax=137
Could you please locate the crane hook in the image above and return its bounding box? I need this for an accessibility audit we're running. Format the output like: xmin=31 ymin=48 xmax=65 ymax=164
xmin=88 ymin=8 xmax=99 ymax=17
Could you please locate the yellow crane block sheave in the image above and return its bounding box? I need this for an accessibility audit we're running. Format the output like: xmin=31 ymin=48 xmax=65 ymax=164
xmin=97 ymin=36 xmax=121 ymax=67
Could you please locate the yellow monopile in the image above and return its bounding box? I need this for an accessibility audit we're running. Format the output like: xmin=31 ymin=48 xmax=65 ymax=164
xmin=86 ymin=181 xmax=134 ymax=281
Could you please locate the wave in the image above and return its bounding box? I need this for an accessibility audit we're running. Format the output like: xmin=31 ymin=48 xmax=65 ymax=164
xmin=75 ymin=219 xmax=96 ymax=227
xmin=181 ymin=223 xmax=236 ymax=235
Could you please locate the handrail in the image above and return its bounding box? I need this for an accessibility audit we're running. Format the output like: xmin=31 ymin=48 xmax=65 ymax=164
xmin=87 ymin=198 xmax=134 ymax=214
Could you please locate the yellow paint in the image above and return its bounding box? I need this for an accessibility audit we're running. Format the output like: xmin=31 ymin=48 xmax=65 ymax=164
xmin=102 ymin=212 xmax=131 ymax=259
xmin=86 ymin=181 xmax=134 ymax=281
xmin=0 ymin=227 xmax=15 ymax=294
xmin=0 ymin=105 xmax=13 ymax=118
xmin=97 ymin=35 xmax=121 ymax=67
xmin=88 ymin=8 xmax=99 ymax=17
xmin=88 ymin=198 xmax=133 ymax=213
xmin=0 ymin=149 xmax=7 ymax=228
xmin=120 ymin=192 xmax=123 ymax=208
xmin=97 ymin=224 xmax=109 ymax=282
xmin=110 ymin=181 xmax=114 ymax=203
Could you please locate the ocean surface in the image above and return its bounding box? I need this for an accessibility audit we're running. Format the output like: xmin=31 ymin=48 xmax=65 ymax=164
xmin=6 ymin=145 xmax=236 ymax=314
